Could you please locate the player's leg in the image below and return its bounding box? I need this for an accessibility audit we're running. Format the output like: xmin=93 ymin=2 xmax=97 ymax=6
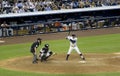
xmin=66 ymin=47 xmax=73 ymax=60
xmin=79 ymin=53 xmax=85 ymax=60
xmin=75 ymin=47 xmax=85 ymax=60
xmin=32 ymin=52 xmax=38 ymax=63
xmin=39 ymin=52 xmax=41 ymax=60
xmin=40 ymin=53 xmax=46 ymax=62
xmin=44 ymin=52 xmax=52 ymax=61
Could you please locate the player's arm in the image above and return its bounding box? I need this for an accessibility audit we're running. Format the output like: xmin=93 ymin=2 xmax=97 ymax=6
xmin=40 ymin=48 xmax=44 ymax=54
xmin=66 ymin=36 xmax=71 ymax=40
xmin=34 ymin=44 xmax=39 ymax=54
xmin=70 ymin=39 xmax=76 ymax=44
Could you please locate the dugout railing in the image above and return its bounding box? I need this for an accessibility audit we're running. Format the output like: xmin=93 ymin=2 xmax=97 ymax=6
xmin=0 ymin=16 xmax=120 ymax=37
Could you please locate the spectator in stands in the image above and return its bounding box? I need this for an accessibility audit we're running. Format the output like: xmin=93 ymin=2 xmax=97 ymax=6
xmin=90 ymin=1 xmax=96 ymax=7
xmin=71 ymin=22 xmax=78 ymax=30
xmin=23 ymin=2 xmax=29 ymax=12
xmin=2 ymin=0 xmax=12 ymax=14
xmin=54 ymin=21 xmax=62 ymax=32
xmin=78 ymin=0 xmax=85 ymax=8
xmin=84 ymin=1 xmax=91 ymax=8
xmin=27 ymin=0 xmax=36 ymax=12
xmin=114 ymin=18 xmax=120 ymax=26
xmin=1 ymin=21 xmax=9 ymax=36
xmin=79 ymin=20 xmax=87 ymax=30
xmin=51 ymin=3 xmax=59 ymax=10
xmin=12 ymin=5 xmax=17 ymax=13
xmin=17 ymin=0 xmax=23 ymax=9
xmin=96 ymin=1 xmax=102 ymax=7
xmin=70 ymin=0 xmax=79 ymax=8
xmin=84 ymin=19 xmax=89 ymax=29
xmin=60 ymin=4 xmax=66 ymax=9
xmin=0 ymin=1 xmax=2 ymax=14
xmin=111 ymin=0 xmax=118 ymax=6
xmin=35 ymin=2 xmax=42 ymax=11
xmin=0 ymin=0 xmax=120 ymax=14
xmin=88 ymin=16 xmax=97 ymax=28
xmin=104 ymin=19 xmax=110 ymax=27
xmin=44 ymin=4 xmax=52 ymax=11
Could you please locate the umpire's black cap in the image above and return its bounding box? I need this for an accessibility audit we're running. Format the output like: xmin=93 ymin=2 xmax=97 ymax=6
xmin=37 ymin=38 xmax=42 ymax=40
xmin=72 ymin=34 xmax=76 ymax=37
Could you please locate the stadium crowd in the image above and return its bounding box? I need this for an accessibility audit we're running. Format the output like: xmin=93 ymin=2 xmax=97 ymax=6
xmin=0 ymin=0 xmax=120 ymax=14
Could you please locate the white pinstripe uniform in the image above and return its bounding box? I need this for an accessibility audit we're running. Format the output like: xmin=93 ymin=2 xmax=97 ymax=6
xmin=66 ymin=34 xmax=85 ymax=61
xmin=67 ymin=36 xmax=82 ymax=55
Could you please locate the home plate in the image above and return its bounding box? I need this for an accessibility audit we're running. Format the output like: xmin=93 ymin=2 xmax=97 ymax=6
xmin=78 ymin=61 xmax=86 ymax=63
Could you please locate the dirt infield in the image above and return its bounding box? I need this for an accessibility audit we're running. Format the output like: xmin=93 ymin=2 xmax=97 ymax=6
xmin=0 ymin=53 xmax=120 ymax=74
xmin=0 ymin=27 xmax=120 ymax=74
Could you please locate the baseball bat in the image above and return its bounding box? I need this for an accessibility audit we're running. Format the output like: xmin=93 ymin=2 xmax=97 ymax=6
xmin=68 ymin=23 xmax=72 ymax=36
xmin=68 ymin=27 xmax=70 ymax=36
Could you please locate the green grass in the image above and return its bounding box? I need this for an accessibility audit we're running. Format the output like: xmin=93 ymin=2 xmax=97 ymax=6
xmin=0 ymin=43 xmax=31 ymax=60
xmin=79 ymin=33 xmax=120 ymax=53
xmin=0 ymin=68 xmax=120 ymax=76
xmin=41 ymin=33 xmax=120 ymax=54
xmin=0 ymin=33 xmax=120 ymax=76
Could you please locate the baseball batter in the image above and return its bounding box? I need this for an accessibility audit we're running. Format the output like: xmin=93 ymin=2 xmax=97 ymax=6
xmin=66 ymin=34 xmax=85 ymax=61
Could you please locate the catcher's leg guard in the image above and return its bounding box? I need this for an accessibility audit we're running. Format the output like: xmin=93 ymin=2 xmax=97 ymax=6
xmin=44 ymin=56 xmax=49 ymax=61
xmin=41 ymin=55 xmax=46 ymax=62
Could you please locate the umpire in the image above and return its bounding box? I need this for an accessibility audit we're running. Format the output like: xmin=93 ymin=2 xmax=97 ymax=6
xmin=30 ymin=38 xmax=42 ymax=64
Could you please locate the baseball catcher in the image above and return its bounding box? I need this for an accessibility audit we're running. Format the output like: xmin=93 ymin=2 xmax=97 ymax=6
xmin=39 ymin=44 xmax=55 ymax=62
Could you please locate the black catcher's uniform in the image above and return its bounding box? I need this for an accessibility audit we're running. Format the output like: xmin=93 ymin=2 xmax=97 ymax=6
xmin=39 ymin=44 xmax=53 ymax=62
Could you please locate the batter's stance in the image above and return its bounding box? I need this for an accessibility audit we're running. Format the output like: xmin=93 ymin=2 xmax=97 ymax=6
xmin=30 ymin=38 xmax=42 ymax=64
xmin=66 ymin=34 xmax=85 ymax=61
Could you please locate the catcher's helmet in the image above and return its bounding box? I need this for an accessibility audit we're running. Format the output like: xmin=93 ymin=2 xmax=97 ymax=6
xmin=45 ymin=44 xmax=49 ymax=47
